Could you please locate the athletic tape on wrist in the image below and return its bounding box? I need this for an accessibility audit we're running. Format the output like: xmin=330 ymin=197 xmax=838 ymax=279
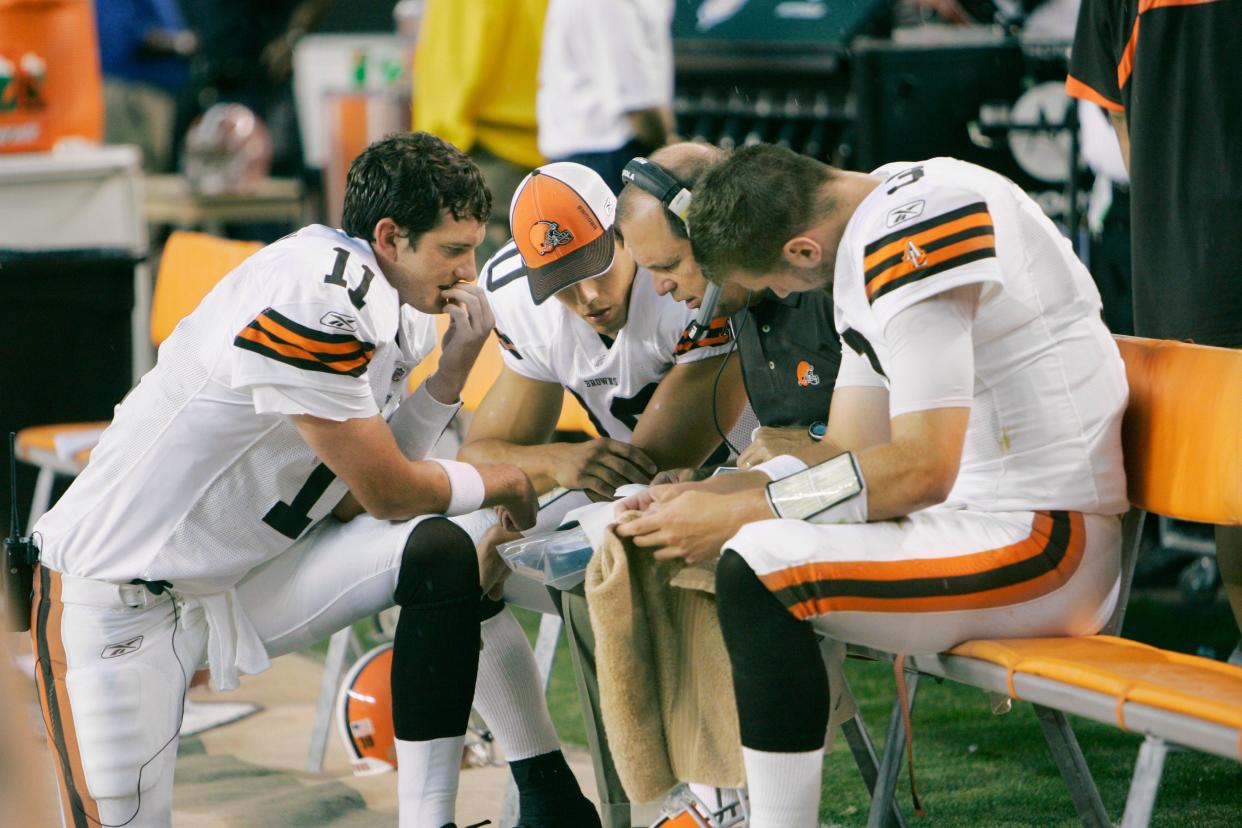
xmin=752 ymin=454 xmax=809 ymax=481
xmin=765 ymin=452 xmax=867 ymax=523
xmin=429 ymin=459 xmax=486 ymax=516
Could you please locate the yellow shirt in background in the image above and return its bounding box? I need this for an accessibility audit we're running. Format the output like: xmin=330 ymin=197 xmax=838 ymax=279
xmin=413 ymin=0 xmax=547 ymax=170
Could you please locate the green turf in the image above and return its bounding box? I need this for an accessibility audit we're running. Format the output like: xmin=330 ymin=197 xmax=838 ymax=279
xmin=515 ymin=591 xmax=1242 ymax=826
xmin=309 ymin=590 xmax=1241 ymax=825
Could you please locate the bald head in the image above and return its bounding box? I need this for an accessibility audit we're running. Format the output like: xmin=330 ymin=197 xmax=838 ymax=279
xmin=616 ymin=141 xmax=727 ymax=242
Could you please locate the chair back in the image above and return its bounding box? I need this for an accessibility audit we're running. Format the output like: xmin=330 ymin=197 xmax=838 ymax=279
xmin=1115 ymin=336 xmax=1242 ymax=525
xmin=1104 ymin=336 xmax=1242 ymax=635
xmin=150 ymin=231 xmax=263 ymax=345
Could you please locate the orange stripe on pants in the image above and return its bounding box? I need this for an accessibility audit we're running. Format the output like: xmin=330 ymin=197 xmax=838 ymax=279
xmin=760 ymin=512 xmax=1086 ymax=620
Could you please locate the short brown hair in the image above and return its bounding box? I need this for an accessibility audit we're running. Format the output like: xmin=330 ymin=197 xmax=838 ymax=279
xmin=687 ymin=144 xmax=834 ymax=283
xmin=342 ymin=132 xmax=491 ymax=248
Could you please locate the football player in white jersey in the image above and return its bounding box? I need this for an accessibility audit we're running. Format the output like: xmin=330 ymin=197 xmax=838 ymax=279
xmin=615 ymin=146 xmax=1129 ymax=828
xmin=28 ymin=133 xmax=538 ymax=828
xmin=450 ymin=162 xmax=746 ymax=826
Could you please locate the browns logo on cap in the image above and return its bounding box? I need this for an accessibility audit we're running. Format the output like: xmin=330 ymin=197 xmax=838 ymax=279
xmin=510 ymin=162 xmax=617 ymax=305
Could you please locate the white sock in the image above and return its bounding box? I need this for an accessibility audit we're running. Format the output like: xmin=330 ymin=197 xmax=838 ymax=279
xmin=396 ymin=735 xmax=463 ymax=828
xmin=741 ymin=746 xmax=824 ymax=828
xmin=472 ymin=607 xmax=561 ymax=761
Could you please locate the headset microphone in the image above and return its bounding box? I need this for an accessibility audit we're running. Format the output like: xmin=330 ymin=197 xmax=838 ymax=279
xmin=4 ymin=433 xmax=38 ymax=632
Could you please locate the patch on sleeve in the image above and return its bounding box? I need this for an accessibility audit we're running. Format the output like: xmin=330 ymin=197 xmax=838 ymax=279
xmin=496 ymin=329 xmax=523 ymax=360
xmin=862 ymin=202 xmax=996 ymax=304
xmin=234 ymin=308 xmax=375 ymax=377
xmin=675 ymin=316 xmax=733 ymax=356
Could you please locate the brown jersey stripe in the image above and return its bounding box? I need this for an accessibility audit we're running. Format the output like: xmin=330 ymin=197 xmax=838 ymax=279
xmin=866 ymin=235 xmax=996 ymax=300
xmin=760 ymin=512 xmax=1084 ymax=620
xmin=864 ymin=202 xmax=990 ymax=260
xmin=864 ymin=224 xmax=996 ymax=283
xmin=255 ymin=310 xmax=370 ymax=355
xmin=869 ymin=247 xmax=996 ymax=304
xmin=863 ymin=211 xmax=993 ymax=274
xmin=32 ymin=567 xmax=101 ymax=828
xmin=235 ymin=330 xmax=372 ymax=377
xmin=237 ymin=324 xmax=374 ymax=366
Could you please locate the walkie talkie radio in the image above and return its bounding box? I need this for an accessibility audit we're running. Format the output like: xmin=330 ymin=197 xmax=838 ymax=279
xmin=4 ymin=433 xmax=39 ymax=632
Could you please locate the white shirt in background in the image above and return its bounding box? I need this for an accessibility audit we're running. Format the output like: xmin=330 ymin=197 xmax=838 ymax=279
xmin=537 ymin=0 xmax=674 ymax=159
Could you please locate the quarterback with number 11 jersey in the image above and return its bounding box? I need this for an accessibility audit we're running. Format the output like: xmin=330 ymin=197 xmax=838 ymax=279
xmin=34 ymin=225 xmax=440 ymax=591
xmin=483 ymin=238 xmax=734 ymax=438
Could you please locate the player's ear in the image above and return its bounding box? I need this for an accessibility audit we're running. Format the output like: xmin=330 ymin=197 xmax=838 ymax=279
xmin=782 ymin=235 xmax=823 ymax=269
xmin=372 ymin=217 xmax=401 ymax=260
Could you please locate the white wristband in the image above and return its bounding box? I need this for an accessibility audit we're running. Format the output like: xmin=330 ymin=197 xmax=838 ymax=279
xmin=752 ymin=454 xmax=810 ymax=481
xmin=428 ymin=459 xmax=486 ymax=516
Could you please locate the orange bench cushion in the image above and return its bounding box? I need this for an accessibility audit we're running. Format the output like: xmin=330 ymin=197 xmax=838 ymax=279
xmin=950 ymin=635 xmax=1242 ymax=751
xmin=15 ymin=421 xmax=109 ymax=470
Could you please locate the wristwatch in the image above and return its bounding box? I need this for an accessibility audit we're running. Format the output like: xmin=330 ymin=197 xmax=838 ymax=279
xmin=807 ymin=421 xmax=826 ymax=442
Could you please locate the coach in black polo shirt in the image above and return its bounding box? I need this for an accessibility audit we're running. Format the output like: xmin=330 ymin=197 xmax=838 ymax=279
xmin=615 ymin=142 xmax=842 ymax=458
xmin=1068 ymin=0 xmax=1242 ymax=649
xmin=731 ymin=289 xmax=840 ymax=461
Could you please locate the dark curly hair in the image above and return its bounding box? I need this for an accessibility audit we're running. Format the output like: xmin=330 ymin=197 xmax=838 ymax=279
xmin=341 ymin=132 xmax=491 ymax=248
xmin=688 ymin=144 xmax=834 ymax=284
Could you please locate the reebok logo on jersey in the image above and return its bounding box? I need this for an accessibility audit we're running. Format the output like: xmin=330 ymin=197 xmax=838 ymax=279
xmin=101 ymin=636 xmax=143 ymax=659
xmin=797 ymin=360 xmax=820 ymax=387
xmin=886 ymin=199 xmax=925 ymax=227
xmin=320 ymin=311 xmax=358 ymax=333
xmin=530 ymin=220 xmax=574 ymax=255
xmin=903 ymin=240 xmax=928 ymax=268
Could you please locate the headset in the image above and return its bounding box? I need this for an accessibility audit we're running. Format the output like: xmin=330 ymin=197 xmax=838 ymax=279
xmin=621 ymin=157 xmax=721 ymax=340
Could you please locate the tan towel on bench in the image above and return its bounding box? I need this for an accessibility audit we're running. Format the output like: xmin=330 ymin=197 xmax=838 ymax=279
xmin=584 ymin=520 xmax=745 ymax=803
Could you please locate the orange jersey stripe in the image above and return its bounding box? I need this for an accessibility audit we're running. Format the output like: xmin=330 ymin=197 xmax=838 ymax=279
xmin=676 ymin=332 xmax=732 ymax=354
xmin=1065 ymin=75 xmax=1124 ymax=112
xmin=863 ymin=211 xmax=993 ymax=272
xmin=1117 ymin=0 xmax=1221 ymax=91
xmin=865 ymin=234 xmax=996 ymax=299
xmin=255 ymin=313 xmax=369 ymax=356
xmin=236 ymin=327 xmax=372 ymax=374
xmin=1117 ymin=16 xmax=1141 ymax=91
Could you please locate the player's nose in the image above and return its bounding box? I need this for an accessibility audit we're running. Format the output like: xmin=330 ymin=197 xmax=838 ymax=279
xmin=574 ymin=280 xmax=599 ymax=305
xmin=454 ymin=253 xmax=478 ymax=283
xmin=652 ymin=275 xmax=677 ymax=296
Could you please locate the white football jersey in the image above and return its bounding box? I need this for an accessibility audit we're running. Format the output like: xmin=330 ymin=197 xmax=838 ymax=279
xmin=35 ymin=225 xmax=439 ymax=591
xmin=832 ymin=158 xmax=1128 ymax=515
xmin=482 ymin=240 xmax=733 ymax=439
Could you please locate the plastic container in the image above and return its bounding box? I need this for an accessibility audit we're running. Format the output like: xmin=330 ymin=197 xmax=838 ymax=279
xmin=497 ymin=524 xmax=594 ymax=591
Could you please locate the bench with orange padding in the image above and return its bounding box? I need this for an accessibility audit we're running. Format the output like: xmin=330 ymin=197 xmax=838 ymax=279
xmin=16 ymin=232 xmax=264 ymax=523
xmin=854 ymin=336 xmax=1242 ymax=828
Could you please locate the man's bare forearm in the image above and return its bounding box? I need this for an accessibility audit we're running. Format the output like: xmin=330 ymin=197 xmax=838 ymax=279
xmin=459 ymin=438 xmax=559 ymax=493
